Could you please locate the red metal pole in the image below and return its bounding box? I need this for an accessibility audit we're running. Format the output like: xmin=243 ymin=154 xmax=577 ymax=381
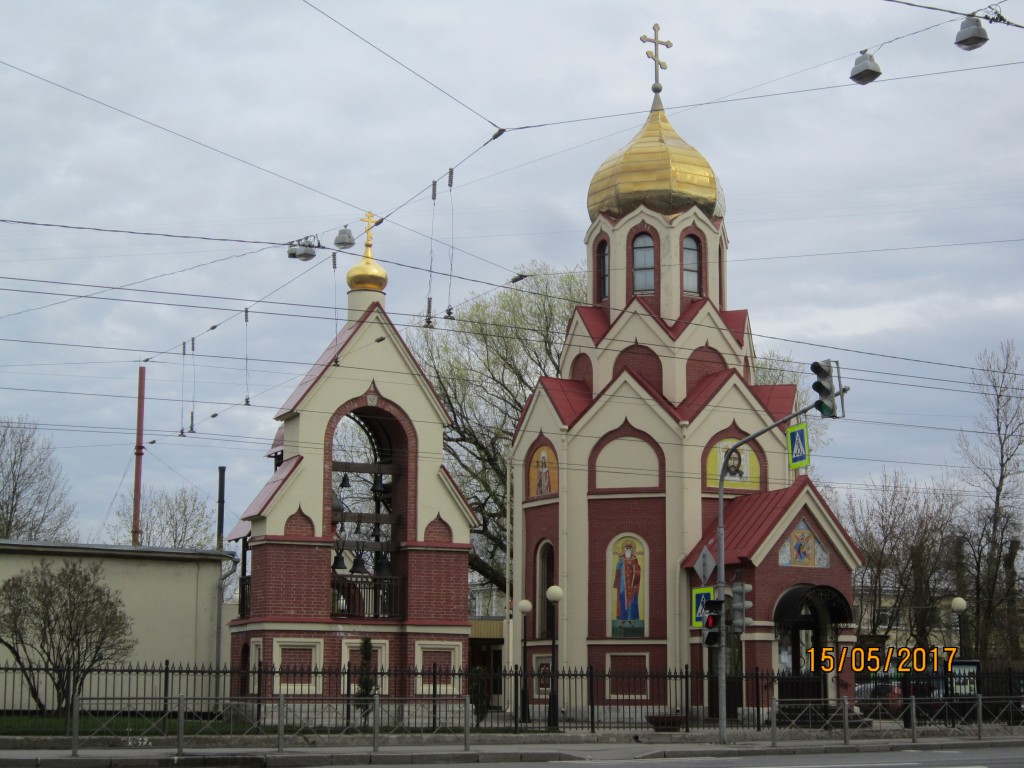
xmin=132 ymin=366 xmax=145 ymax=546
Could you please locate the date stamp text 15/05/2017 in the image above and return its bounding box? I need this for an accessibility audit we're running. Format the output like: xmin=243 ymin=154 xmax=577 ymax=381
xmin=805 ymin=646 xmax=957 ymax=675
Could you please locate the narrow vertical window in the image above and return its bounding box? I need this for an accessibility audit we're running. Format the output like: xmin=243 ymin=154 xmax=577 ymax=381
xmin=632 ymin=233 xmax=654 ymax=294
xmin=597 ymin=241 xmax=609 ymax=301
xmin=683 ymin=235 xmax=701 ymax=295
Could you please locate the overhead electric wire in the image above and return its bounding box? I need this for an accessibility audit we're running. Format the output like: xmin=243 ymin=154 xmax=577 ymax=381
xmin=300 ymin=0 xmax=501 ymax=130
xmin=0 ymin=59 xmax=364 ymax=213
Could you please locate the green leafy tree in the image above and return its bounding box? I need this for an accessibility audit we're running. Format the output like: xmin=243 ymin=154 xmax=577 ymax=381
xmin=410 ymin=261 xmax=587 ymax=591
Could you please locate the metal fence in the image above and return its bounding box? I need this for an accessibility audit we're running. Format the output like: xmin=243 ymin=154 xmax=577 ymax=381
xmin=1 ymin=662 xmax=1022 ymax=745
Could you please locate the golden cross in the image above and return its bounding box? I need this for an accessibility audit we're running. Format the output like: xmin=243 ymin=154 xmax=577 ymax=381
xmin=640 ymin=23 xmax=672 ymax=91
xmin=361 ymin=211 xmax=377 ymax=246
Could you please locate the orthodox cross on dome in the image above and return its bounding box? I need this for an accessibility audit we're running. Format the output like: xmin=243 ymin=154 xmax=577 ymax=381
xmin=640 ymin=23 xmax=672 ymax=93
xmin=361 ymin=211 xmax=378 ymax=246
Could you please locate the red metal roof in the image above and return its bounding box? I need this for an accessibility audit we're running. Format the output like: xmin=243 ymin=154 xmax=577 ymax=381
xmin=682 ymin=476 xmax=812 ymax=568
xmin=574 ymin=306 xmax=611 ymax=345
xmin=241 ymin=455 xmax=303 ymax=522
xmin=274 ymin=322 xmax=359 ymax=419
xmin=750 ymin=384 xmax=797 ymax=425
xmin=538 ymin=377 xmax=593 ymax=427
xmin=681 ymin=476 xmax=860 ymax=568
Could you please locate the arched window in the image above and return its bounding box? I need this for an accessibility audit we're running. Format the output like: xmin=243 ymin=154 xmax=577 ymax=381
xmin=536 ymin=542 xmax=555 ymax=639
xmin=632 ymin=233 xmax=654 ymax=294
xmin=683 ymin=235 xmax=701 ymax=295
xmin=596 ymin=241 xmax=609 ymax=301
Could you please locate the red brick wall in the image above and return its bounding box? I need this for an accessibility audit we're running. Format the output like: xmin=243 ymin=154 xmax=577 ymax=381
xmin=403 ymin=545 xmax=470 ymax=624
xmin=613 ymin=345 xmax=663 ymax=394
xmin=570 ymin=353 xmax=593 ymax=393
xmin=249 ymin=540 xmax=332 ymax=618
xmin=686 ymin=344 xmax=727 ymax=392
xmin=587 ymin=497 xmax=666 ymax=640
xmin=523 ymin=502 xmax=559 ymax=639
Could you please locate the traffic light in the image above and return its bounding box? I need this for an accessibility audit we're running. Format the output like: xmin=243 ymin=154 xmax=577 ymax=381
xmin=810 ymin=360 xmax=837 ymax=418
xmin=731 ymin=581 xmax=753 ymax=634
xmin=702 ymin=599 xmax=724 ymax=647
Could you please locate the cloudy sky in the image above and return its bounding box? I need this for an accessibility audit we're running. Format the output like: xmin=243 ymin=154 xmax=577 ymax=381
xmin=1 ymin=1 xmax=1021 ymax=545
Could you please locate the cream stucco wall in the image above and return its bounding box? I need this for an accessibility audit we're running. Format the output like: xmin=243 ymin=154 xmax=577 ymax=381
xmin=0 ymin=540 xmax=233 ymax=666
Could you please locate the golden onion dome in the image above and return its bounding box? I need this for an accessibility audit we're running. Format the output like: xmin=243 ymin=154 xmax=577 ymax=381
xmin=587 ymin=93 xmax=718 ymax=222
xmin=346 ymin=242 xmax=388 ymax=292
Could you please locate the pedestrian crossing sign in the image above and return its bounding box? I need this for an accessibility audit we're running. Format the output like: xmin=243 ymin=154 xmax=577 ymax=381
xmin=787 ymin=422 xmax=810 ymax=469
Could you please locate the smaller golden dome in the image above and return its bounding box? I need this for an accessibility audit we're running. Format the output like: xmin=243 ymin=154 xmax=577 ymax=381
xmin=587 ymin=94 xmax=717 ymax=222
xmin=346 ymin=243 xmax=388 ymax=292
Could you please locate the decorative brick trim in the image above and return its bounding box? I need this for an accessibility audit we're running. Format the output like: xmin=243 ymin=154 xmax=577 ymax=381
xmin=678 ymin=224 xmax=707 ymax=306
xmin=700 ymin=422 xmax=768 ymax=494
xmin=322 ymin=384 xmax=420 ymax=541
xmin=625 ymin=221 xmax=660 ymax=316
xmin=523 ymin=433 xmax=558 ymax=501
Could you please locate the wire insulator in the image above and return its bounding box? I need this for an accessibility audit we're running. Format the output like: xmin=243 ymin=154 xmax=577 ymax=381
xmin=447 ymin=168 xmax=454 ymax=188
xmin=332 ymin=252 xmax=337 ymax=270
xmin=244 ymin=306 xmax=249 ymax=323
xmin=188 ymin=411 xmax=195 ymax=434
xmin=431 ymin=180 xmax=437 ymax=201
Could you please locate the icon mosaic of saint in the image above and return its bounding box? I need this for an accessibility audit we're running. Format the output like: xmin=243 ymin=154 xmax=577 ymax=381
xmin=611 ymin=536 xmax=645 ymax=638
xmin=527 ymin=445 xmax=558 ymax=498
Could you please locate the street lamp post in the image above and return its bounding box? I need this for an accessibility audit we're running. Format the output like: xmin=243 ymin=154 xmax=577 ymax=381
xmin=545 ymin=585 xmax=563 ymax=729
xmin=517 ymin=599 xmax=533 ymax=723
xmin=951 ymin=596 xmax=967 ymax=652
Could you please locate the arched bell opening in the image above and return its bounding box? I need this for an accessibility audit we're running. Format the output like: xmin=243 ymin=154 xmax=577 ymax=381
xmin=329 ymin=406 xmax=411 ymax=619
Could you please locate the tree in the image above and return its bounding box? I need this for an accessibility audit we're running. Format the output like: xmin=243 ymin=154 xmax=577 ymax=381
xmin=954 ymin=340 xmax=1024 ymax=662
xmin=840 ymin=469 xmax=960 ymax=647
xmin=0 ymin=416 xmax=77 ymax=541
xmin=410 ymin=261 xmax=587 ymax=590
xmin=107 ymin=486 xmax=215 ymax=549
xmin=0 ymin=560 xmax=135 ymax=713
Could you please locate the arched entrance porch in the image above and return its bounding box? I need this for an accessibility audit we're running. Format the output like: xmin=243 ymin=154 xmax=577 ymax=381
xmin=774 ymin=584 xmax=853 ymax=701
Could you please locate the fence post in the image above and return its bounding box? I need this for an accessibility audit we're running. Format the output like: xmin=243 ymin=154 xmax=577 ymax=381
xmin=588 ymin=665 xmax=596 ymax=734
xmin=432 ymin=662 xmax=438 ymax=731
xmin=842 ymin=696 xmax=849 ymax=746
xmin=977 ymin=693 xmax=983 ymax=740
xmin=910 ymin=695 xmax=918 ymax=743
xmin=464 ymin=695 xmax=470 ymax=752
xmin=177 ymin=694 xmax=185 ymax=757
xmin=71 ymin=693 xmax=79 ymax=757
xmin=770 ymin=697 xmax=777 ymax=748
xmin=684 ymin=665 xmax=690 ymax=734
xmin=513 ymin=666 xmax=520 ymax=734
xmin=277 ymin=691 xmax=285 ymax=753
xmin=372 ymin=693 xmax=380 ymax=752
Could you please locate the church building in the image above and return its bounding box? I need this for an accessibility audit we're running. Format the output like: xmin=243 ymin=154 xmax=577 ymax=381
xmin=228 ymin=217 xmax=478 ymax=695
xmin=510 ymin=37 xmax=862 ymax=717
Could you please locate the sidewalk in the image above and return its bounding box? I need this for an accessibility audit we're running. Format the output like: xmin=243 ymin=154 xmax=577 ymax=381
xmin=1 ymin=733 xmax=1023 ymax=767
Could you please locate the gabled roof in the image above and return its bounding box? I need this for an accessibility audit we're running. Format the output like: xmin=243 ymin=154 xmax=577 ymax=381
xmin=227 ymin=455 xmax=304 ymax=541
xmin=681 ymin=475 xmax=861 ymax=568
xmin=538 ymin=377 xmax=592 ymax=427
xmin=682 ymin=476 xmax=812 ymax=567
xmin=750 ymin=384 xmax=797 ymax=424
xmin=574 ymin=306 xmax=611 ymax=345
xmin=676 ymin=369 xmax=734 ymax=423
xmin=274 ymin=320 xmax=360 ymax=420
xmin=720 ymin=309 xmax=749 ymax=346
xmin=570 ymin=298 xmax=749 ymax=353
xmin=273 ymin=302 xmax=450 ymax=425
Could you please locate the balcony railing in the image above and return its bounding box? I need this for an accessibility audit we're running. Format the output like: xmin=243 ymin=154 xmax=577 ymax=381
xmin=332 ymin=574 xmax=403 ymax=619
